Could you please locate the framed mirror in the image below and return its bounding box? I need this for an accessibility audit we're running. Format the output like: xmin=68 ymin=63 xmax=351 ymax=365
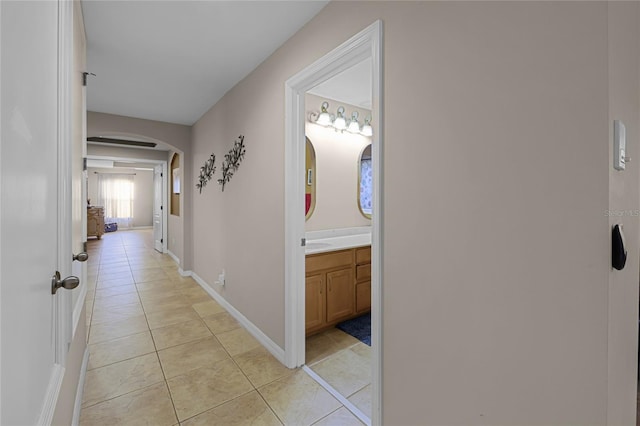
xmin=358 ymin=144 xmax=372 ymax=219
xmin=305 ymin=137 xmax=316 ymax=220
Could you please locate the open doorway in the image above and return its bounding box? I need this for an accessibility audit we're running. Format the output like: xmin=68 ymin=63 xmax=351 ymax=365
xmin=86 ymin=156 xmax=167 ymax=253
xmin=284 ymin=21 xmax=382 ymax=425
xmin=303 ymin=61 xmax=374 ymax=423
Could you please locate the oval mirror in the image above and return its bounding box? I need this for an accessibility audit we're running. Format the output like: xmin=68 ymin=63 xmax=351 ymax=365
xmin=358 ymin=144 xmax=372 ymax=219
xmin=305 ymin=138 xmax=316 ymax=220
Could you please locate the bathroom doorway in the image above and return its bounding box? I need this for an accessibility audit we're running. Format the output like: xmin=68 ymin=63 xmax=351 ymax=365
xmin=283 ymin=21 xmax=382 ymax=425
xmin=303 ymin=59 xmax=374 ymax=423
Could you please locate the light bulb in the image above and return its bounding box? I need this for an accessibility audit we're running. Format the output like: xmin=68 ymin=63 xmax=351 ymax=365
xmin=361 ymin=116 xmax=373 ymax=136
xmin=333 ymin=106 xmax=347 ymax=131
xmin=315 ymin=101 xmax=332 ymax=126
xmin=347 ymin=111 xmax=360 ymax=133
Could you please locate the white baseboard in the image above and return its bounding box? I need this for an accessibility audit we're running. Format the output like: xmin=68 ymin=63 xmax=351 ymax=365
xmin=189 ymin=271 xmax=286 ymax=365
xmin=166 ymin=250 xmax=180 ymax=266
xmin=37 ymin=364 xmax=65 ymax=426
xmin=178 ymin=268 xmax=191 ymax=277
xmin=71 ymin=348 xmax=89 ymax=426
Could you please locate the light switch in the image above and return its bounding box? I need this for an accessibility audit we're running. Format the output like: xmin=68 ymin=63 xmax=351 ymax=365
xmin=614 ymin=120 xmax=626 ymax=171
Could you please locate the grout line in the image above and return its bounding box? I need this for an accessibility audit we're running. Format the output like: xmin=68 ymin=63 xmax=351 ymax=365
xmin=302 ymin=365 xmax=371 ymax=426
xmin=176 ymin=389 xmax=258 ymax=424
xmin=79 ymin=380 xmax=167 ymax=411
xmin=255 ymin=387 xmax=287 ymax=426
xmin=127 ymin=245 xmax=181 ymax=423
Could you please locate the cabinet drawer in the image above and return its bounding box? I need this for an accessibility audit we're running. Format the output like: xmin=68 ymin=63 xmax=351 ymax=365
xmin=355 ymin=246 xmax=371 ymax=264
xmin=356 ymin=264 xmax=371 ymax=280
xmin=306 ymin=249 xmax=353 ymax=273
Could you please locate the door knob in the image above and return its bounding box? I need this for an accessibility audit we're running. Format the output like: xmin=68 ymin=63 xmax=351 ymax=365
xmin=73 ymin=252 xmax=89 ymax=262
xmin=51 ymin=271 xmax=80 ymax=294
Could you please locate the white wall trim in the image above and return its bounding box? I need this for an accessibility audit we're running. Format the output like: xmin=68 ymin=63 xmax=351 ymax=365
xmin=284 ymin=20 xmax=383 ymax=425
xmin=0 ymin=1 xmax=4 ymax=421
xmin=71 ymin=348 xmax=89 ymax=426
xmin=178 ymin=268 xmax=191 ymax=277
xmin=36 ymin=364 xmax=65 ymax=426
xmin=190 ymin=272 xmax=286 ymax=365
xmin=162 ymin=162 xmax=168 ymax=253
xmin=167 ymin=249 xmax=180 ymax=266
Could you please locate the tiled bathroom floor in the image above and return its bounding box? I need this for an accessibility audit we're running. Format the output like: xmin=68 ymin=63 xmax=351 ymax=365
xmin=81 ymin=229 xmax=365 ymax=425
xmin=306 ymin=329 xmax=372 ymax=418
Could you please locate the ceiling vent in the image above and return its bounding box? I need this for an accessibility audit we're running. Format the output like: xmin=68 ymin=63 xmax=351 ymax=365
xmin=87 ymin=136 xmax=157 ymax=148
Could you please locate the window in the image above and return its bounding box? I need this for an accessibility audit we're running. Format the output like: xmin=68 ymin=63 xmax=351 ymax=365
xmin=359 ymin=144 xmax=372 ymax=218
xmin=305 ymin=138 xmax=316 ymax=220
xmin=97 ymin=173 xmax=135 ymax=228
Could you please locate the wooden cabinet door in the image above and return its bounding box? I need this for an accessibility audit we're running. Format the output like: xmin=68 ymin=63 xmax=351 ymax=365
xmin=326 ymin=267 xmax=355 ymax=323
xmin=356 ymin=281 xmax=371 ymax=314
xmin=305 ymin=273 xmax=325 ymax=335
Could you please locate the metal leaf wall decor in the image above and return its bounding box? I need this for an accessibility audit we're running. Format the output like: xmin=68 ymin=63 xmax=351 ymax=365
xmin=218 ymin=135 xmax=246 ymax=192
xmin=196 ymin=153 xmax=216 ymax=194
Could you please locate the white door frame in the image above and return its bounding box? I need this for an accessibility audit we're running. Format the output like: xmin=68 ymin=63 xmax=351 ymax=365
xmin=153 ymin=163 xmax=166 ymax=252
xmin=86 ymin=155 xmax=168 ymax=252
xmin=284 ymin=20 xmax=383 ymax=424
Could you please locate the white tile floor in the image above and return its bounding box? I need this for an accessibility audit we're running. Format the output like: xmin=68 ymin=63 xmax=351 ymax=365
xmin=306 ymin=328 xmax=372 ymax=418
xmin=81 ymin=229 xmax=367 ymax=425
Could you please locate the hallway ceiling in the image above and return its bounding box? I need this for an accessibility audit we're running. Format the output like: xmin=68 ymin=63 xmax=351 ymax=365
xmin=82 ymin=1 xmax=329 ymax=126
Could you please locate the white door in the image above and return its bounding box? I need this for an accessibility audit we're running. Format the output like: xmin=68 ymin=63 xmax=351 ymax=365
xmin=153 ymin=164 xmax=164 ymax=252
xmin=1 ymin=1 xmax=74 ymax=424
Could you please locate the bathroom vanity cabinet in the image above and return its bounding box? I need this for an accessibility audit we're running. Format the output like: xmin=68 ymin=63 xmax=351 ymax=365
xmin=305 ymin=245 xmax=371 ymax=336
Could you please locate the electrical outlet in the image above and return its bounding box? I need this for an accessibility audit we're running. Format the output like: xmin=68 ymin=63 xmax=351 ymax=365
xmin=215 ymin=269 xmax=226 ymax=287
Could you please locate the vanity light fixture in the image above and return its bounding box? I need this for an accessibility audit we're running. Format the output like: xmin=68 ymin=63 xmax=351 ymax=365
xmin=347 ymin=111 xmax=360 ymax=133
xmin=309 ymin=101 xmax=372 ymax=137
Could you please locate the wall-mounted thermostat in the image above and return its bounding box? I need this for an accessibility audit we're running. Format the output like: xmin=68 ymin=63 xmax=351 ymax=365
xmin=614 ymin=120 xmax=627 ymax=171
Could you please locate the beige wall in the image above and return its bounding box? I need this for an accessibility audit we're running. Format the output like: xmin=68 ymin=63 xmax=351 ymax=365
xmin=88 ymin=167 xmax=154 ymax=228
xmin=305 ymin=93 xmax=372 ymax=231
xmin=87 ymin=112 xmax=192 ymax=269
xmin=189 ymin=2 xmax=640 ymax=424
xmin=87 ymin=111 xmax=191 ymax=152
xmin=607 ymin=2 xmax=640 ymax=424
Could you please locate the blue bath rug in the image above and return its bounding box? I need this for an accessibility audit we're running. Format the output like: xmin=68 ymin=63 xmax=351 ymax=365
xmin=336 ymin=313 xmax=371 ymax=346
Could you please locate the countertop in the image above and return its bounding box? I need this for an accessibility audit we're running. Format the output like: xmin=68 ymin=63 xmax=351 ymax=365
xmin=305 ymin=230 xmax=371 ymax=255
